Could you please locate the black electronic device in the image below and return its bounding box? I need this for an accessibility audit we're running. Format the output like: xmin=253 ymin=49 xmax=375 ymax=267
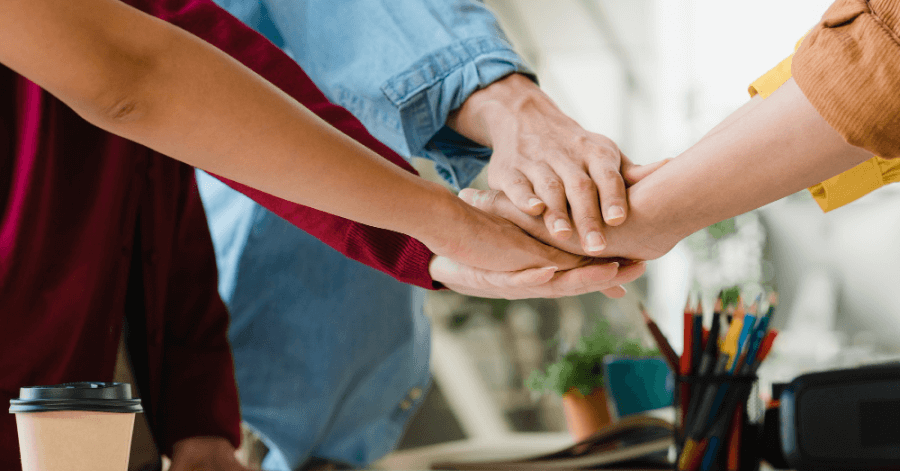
xmin=778 ymin=362 xmax=900 ymax=470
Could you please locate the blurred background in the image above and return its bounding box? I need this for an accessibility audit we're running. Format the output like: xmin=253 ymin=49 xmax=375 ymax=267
xmin=376 ymin=0 xmax=900 ymax=464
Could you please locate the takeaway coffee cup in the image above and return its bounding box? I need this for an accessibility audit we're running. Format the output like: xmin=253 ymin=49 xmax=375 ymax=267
xmin=9 ymin=382 xmax=142 ymax=471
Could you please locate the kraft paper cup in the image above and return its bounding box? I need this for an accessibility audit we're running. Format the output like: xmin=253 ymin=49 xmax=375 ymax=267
xmin=10 ymin=382 xmax=143 ymax=471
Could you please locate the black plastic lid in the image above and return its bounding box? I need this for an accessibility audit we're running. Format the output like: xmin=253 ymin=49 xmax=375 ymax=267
xmin=9 ymin=382 xmax=143 ymax=413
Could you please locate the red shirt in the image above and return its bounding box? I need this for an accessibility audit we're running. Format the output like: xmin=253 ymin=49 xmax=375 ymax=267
xmin=0 ymin=0 xmax=435 ymax=466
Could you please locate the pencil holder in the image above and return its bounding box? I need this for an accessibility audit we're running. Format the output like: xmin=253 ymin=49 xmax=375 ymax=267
xmin=673 ymin=373 xmax=760 ymax=471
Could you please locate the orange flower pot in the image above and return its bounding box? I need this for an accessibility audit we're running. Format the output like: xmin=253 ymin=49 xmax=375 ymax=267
xmin=561 ymin=387 xmax=612 ymax=442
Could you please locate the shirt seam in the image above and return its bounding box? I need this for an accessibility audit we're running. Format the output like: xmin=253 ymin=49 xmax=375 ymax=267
xmin=866 ymin=0 xmax=900 ymax=48
xmin=381 ymin=36 xmax=528 ymax=107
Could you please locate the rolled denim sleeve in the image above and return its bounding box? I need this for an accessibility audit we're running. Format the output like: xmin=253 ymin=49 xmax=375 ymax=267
xmin=256 ymin=0 xmax=535 ymax=188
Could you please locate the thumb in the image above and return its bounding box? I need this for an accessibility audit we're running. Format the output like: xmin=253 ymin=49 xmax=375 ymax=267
xmin=482 ymin=265 xmax=557 ymax=288
xmin=621 ymin=155 xmax=672 ymax=186
xmin=458 ymin=188 xmax=501 ymax=209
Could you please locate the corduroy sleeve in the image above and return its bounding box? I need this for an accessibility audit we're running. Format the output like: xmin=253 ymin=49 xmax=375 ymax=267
xmin=792 ymin=0 xmax=900 ymax=159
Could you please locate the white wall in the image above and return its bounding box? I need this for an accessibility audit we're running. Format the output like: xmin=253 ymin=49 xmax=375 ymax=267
xmin=484 ymin=0 xmax=900 ymax=357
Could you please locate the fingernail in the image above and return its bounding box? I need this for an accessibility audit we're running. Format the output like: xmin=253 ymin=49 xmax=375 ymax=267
xmin=607 ymin=205 xmax=625 ymax=220
xmin=585 ymin=232 xmax=606 ymax=252
xmin=543 ymin=266 xmax=558 ymax=271
xmin=553 ymin=219 xmax=571 ymax=233
xmin=528 ymin=198 xmax=544 ymax=209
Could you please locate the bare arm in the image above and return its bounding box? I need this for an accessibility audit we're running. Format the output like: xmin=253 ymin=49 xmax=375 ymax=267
xmin=610 ymin=78 xmax=872 ymax=258
xmin=0 ymin=0 xmax=437 ymax=234
xmin=0 ymin=0 xmax=587 ymax=273
xmin=460 ymin=79 xmax=873 ymax=261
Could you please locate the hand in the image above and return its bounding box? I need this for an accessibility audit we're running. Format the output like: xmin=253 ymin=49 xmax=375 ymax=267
xmin=430 ymin=255 xmax=646 ymax=299
xmin=169 ymin=437 xmax=252 ymax=471
xmin=448 ymin=74 xmax=668 ymax=255
xmin=457 ymin=188 xmax=672 ymax=262
xmin=416 ymin=187 xmax=595 ymax=274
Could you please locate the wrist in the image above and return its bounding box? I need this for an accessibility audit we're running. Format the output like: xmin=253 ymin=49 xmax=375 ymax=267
xmin=617 ymin=168 xmax=704 ymax=259
xmin=448 ymin=73 xmax=561 ymax=147
xmin=401 ymin=181 xmax=469 ymax=250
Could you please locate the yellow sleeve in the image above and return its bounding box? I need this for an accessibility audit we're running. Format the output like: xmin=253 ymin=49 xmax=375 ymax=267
xmin=748 ymin=54 xmax=793 ymax=99
xmin=747 ymin=39 xmax=898 ymax=212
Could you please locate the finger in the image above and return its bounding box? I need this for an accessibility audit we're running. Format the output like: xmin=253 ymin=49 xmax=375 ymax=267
xmin=560 ymin=169 xmax=606 ymax=255
xmin=458 ymin=187 xmax=488 ymax=206
xmin=429 ymin=255 xmax=557 ymax=299
xmin=599 ymin=286 xmax=628 ymax=298
xmin=491 ymin=165 xmax=545 ymax=216
xmin=527 ymin=164 xmax=572 ymax=240
xmin=481 ymin=265 xmax=557 ymax=289
xmin=461 ymin=188 xmax=545 ymax=237
xmin=461 ymin=188 xmax=590 ymax=256
xmin=459 ymin=188 xmax=534 ymax=232
xmin=545 ymin=260 xmax=646 ymax=298
xmin=606 ymin=260 xmax=647 ymax=284
xmin=621 ymin=154 xmax=672 ymax=186
xmin=587 ymin=155 xmax=628 ymax=227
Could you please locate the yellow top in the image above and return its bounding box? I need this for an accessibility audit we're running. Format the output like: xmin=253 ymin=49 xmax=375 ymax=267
xmin=747 ymin=41 xmax=900 ymax=212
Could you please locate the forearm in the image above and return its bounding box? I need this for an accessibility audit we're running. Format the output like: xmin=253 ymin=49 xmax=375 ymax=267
xmin=0 ymin=0 xmax=453 ymax=242
xmin=615 ymin=79 xmax=872 ymax=255
xmin=697 ymin=94 xmax=764 ymax=142
xmin=139 ymin=46 xmax=449 ymax=234
xmin=102 ymin=22 xmax=451 ymax=239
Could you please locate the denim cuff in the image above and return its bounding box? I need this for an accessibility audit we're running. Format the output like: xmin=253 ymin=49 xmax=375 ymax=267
xmin=382 ymin=36 xmax=536 ymax=189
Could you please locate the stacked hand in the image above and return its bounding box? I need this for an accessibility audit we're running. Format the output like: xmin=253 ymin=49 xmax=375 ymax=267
xmin=424 ymin=73 xmax=671 ymax=300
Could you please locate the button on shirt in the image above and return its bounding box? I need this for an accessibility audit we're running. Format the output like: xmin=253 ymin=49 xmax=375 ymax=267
xmin=197 ymin=0 xmax=534 ymax=469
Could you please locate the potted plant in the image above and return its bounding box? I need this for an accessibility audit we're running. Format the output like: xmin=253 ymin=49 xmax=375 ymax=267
xmin=526 ymin=320 xmax=661 ymax=442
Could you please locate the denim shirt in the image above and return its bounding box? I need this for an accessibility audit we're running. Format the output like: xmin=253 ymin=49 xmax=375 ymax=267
xmin=215 ymin=0 xmax=534 ymax=189
xmin=196 ymin=1 xmax=532 ymax=469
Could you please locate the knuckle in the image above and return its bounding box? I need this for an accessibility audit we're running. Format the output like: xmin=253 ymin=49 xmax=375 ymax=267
xmin=571 ymin=177 xmax=596 ymax=194
xmin=577 ymin=214 xmax=601 ymax=227
xmin=598 ymin=167 xmax=622 ymax=182
xmin=541 ymin=178 xmax=564 ymax=193
xmin=571 ymin=132 xmax=592 ymax=149
xmin=484 ymin=190 xmax=501 ymax=207
xmin=508 ymin=176 xmax=531 ymax=188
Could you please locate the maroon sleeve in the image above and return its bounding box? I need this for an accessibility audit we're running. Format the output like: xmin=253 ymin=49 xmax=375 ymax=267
xmin=156 ymin=170 xmax=242 ymax=455
xmin=125 ymin=0 xmax=439 ymax=289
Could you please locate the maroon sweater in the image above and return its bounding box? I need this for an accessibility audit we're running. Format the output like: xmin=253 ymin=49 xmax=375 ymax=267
xmin=0 ymin=0 xmax=435 ymax=466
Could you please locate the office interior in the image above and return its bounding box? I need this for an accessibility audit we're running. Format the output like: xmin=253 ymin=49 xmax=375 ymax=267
xmin=111 ymin=0 xmax=900 ymax=469
xmin=360 ymin=0 xmax=900 ymax=468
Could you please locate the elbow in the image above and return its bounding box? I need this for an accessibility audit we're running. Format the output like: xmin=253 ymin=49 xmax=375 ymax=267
xmin=76 ymin=46 xmax=162 ymax=130
xmin=95 ymin=93 xmax=147 ymax=125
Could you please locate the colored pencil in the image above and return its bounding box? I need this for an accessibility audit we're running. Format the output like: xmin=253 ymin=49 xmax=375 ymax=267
xmin=726 ymin=404 xmax=743 ymax=471
xmin=639 ymin=302 xmax=679 ymax=372
xmin=698 ymin=329 xmax=779 ymax=471
xmin=683 ymin=308 xmax=722 ymax=436
xmin=677 ymin=291 xmax=779 ymax=471
xmin=680 ymin=297 xmax=695 ymax=432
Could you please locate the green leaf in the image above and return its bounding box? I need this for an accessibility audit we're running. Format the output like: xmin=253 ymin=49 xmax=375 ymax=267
xmin=720 ymin=286 xmax=741 ymax=307
xmin=524 ymin=318 xmax=664 ymax=397
xmin=707 ymin=219 xmax=736 ymax=239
